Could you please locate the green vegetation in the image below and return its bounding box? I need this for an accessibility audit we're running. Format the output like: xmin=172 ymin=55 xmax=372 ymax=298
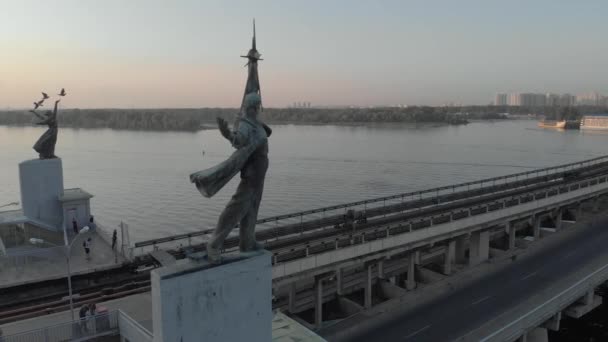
xmin=0 ymin=105 xmax=605 ymax=131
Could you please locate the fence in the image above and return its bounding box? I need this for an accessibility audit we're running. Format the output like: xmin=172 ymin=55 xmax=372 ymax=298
xmin=2 ymin=311 xmax=119 ymax=342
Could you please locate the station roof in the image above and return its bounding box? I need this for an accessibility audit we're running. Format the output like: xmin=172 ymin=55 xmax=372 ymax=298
xmin=58 ymin=188 xmax=94 ymax=203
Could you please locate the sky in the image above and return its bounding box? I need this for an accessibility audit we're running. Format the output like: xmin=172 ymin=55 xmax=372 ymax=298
xmin=1 ymin=0 xmax=607 ymax=108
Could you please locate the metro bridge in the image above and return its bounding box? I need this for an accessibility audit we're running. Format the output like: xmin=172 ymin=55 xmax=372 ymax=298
xmin=5 ymin=156 xmax=608 ymax=341
xmin=128 ymin=155 xmax=608 ymax=341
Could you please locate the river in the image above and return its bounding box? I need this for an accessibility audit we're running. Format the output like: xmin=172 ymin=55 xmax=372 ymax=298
xmin=2 ymin=120 xmax=608 ymax=243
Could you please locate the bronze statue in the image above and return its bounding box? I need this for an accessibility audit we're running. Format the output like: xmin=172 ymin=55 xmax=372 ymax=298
xmin=31 ymin=99 xmax=60 ymax=159
xmin=190 ymin=21 xmax=270 ymax=263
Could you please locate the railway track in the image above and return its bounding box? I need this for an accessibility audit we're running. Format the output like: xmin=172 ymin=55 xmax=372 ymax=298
xmin=2 ymin=160 xmax=608 ymax=324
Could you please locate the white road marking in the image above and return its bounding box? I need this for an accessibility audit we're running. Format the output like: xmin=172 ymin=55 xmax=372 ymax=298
xmin=403 ymin=324 xmax=431 ymax=340
xmin=471 ymin=295 xmax=491 ymax=305
xmin=521 ymin=271 xmax=538 ymax=280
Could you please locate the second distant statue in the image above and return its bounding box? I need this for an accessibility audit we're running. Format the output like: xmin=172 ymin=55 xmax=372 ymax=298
xmin=31 ymin=99 xmax=60 ymax=159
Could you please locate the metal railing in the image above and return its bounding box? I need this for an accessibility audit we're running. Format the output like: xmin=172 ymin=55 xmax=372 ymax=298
xmin=2 ymin=311 xmax=119 ymax=342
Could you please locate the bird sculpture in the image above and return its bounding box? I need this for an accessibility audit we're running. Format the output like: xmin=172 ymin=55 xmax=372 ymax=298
xmin=58 ymin=88 xmax=67 ymax=96
xmin=33 ymin=100 xmax=44 ymax=109
xmin=41 ymin=92 xmax=49 ymax=100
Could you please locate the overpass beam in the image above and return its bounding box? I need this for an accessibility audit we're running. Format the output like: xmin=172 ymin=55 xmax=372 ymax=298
xmin=443 ymin=240 xmax=456 ymax=275
xmin=469 ymin=230 xmax=489 ymax=266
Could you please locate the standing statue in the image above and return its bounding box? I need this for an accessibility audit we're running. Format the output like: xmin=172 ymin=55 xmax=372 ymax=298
xmin=31 ymin=99 xmax=60 ymax=159
xmin=190 ymin=21 xmax=271 ymax=263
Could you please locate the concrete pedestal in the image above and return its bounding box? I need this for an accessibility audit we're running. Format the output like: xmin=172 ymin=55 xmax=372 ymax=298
xmin=19 ymin=158 xmax=64 ymax=229
xmin=469 ymin=230 xmax=489 ymax=266
xmin=151 ymin=250 xmax=272 ymax=342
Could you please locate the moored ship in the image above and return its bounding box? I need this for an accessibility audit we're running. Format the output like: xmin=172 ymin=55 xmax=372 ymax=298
xmin=581 ymin=114 xmax=608 ymax=130
xmin=538 ymin=119 xmax=566 ymax=129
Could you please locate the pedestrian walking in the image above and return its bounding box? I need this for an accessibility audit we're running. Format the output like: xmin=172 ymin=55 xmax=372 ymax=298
xmin=111 ymin=230 xmax=117 ymax=251
xmin=72 ymin=218 xmax=78 ymax=234
xmin=79 ymin=305 xmax=89 ymax=334
xmin=87 ymin=303 xmax=97 ymax=333
xmin=83 ymin=238 xmax=91 ymax=260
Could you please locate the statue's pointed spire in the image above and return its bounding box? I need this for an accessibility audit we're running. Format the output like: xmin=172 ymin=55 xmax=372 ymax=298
xmin=240 ymin=19 xmax=262 ymax=112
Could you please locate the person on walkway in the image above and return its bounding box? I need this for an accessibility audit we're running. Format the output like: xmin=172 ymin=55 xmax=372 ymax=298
xmin=111 ymin=230 xmax=117 ymax=251
xmin=72 ymin=218 xmax=78 ymax=234
xmin=83 ymin=238 xmax=91 ymax=260
xmin=87 ymin=303 xmax=97 ymax=332
xmin=89 ymin=215 xmax=96 ymax=229
xmin=78 ymin=305 xmax=89 ymax=334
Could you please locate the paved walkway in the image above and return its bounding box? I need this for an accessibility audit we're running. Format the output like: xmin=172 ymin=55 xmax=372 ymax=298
xmin=0 ymin=230 xmax=122 ymax=288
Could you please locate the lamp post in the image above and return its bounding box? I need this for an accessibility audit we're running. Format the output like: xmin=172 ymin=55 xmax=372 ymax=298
xmin=0 ymin=202 xmax=19 ymax=209
xmin=29 ymin=226 xmax=90 ymax=321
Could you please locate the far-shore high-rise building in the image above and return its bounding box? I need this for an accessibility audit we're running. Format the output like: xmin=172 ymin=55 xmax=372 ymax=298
xmin=494 ymin=93 xmax=508 ymax=106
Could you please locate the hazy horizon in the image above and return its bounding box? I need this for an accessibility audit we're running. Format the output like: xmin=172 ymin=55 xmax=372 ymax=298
xmin=1 ymin=0 xmax=607 ymax=109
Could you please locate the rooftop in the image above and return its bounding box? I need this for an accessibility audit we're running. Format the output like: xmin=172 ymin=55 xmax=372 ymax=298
xmin=58 ymin=188 xmax=94 ymax=202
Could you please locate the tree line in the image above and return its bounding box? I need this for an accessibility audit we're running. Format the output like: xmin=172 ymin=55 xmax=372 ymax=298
xmin=0 ymin=105 xmax=605 ymax=131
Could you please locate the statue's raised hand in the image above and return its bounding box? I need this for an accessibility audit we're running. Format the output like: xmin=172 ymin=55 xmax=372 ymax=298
xmin=217 ymin=117 xmax=232 ymax=141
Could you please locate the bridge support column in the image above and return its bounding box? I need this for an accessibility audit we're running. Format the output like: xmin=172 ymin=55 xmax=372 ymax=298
xmin=507 ymin=221 xmax=516 ymax=250
xmin=365 ymin=263 xmax=373 ymax=309
xmin=469 ymin=230 xmax=489 ymax=266
xmin=533 ymin=216 xmax=541 ymax=240
xmin=288 ymin=283 xmax=297 ymax=313
xmin=555 ymin=208 xmax=563 ymax=231
xmin=315 ymin=277 xmax=324 ymax=329
xmin=593 ymin=195 xmax=600 ymax=212
xmin=526 ymin=327 xmax=548 ymax=342
xmin=455 ymin=236 xmax=467 ymax=264
xmin=378 ymin=259 xmax=385 ymax=279
xmin=542 ymin=312 xmax=561 ymax=331
xmin=336 ymin=268 xmax=343 ymax=296
xmin=443 ymin=240 xmax=455 ymax=275
xmin=576 ymin=202 xmax=583 ymax=222
xmin=406 ymin=254 xmax=416 ymax=290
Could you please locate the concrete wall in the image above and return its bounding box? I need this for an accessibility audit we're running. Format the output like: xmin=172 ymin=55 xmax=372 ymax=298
xmin=151 ymin=250 xmax=272 ymax=342
xmin=19 ymin=159 xmax=64 ymax=230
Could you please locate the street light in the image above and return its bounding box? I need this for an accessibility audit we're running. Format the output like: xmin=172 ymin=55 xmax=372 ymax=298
xmin=29 ymin=226 xmax=90 ymax=321
xmin=0 ymin=202 xmax=19 ymax=209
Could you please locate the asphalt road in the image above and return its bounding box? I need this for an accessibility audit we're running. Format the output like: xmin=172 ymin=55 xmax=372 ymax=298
xmin=349 ymin=217 xmax=608 ymax=342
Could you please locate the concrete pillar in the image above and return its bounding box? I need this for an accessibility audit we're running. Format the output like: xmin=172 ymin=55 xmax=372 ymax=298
xmin=555 ymin=208 xmax=563 ymax=230
xmin=414 ymin=250 xmax=421 ymax=264
xmin=576 ymin=203 xmax=583 ymax=221
xmin=288 ymin=283 xmax=297 ymax=313
xmin=543 ymin=312 xmax=561 ymax=331
xmin=315 ymin=277 xmax=324 ymax=329
xmin=526 ymin=327 xmax=548 ymax=342
xmin=533 ymin=216 xmax=541 ymax=240
xmin=593 ymin=196 xmax=600 ymax=212
xmin=469 ymin=230 xmax=490 ymax=266
xmin=19 ymin=158 xmax=65 ymax=229
xmin=443 ymin=240 xmax=456 ymax=275
xmin=378 ymin=259 xmax=385 ymax=279
xmin=364 ymin=263 xmax=373 ymax=309
xmin=507 ymin=221 xmax=516 ymax=250
xmin=336 ymin=268 xmax=343 ymax=296
xmin=389 ymin=276 xmax=396 ymax=285
xmin=584 ymin=289 xmax=594 ymax=305
xmin=455 ymin=236 xmax=467 ymax=264
xmin=406 ymin=254 xmax=416 ymax=290
xmin=151 ymin=250 xmax=272 ymax=342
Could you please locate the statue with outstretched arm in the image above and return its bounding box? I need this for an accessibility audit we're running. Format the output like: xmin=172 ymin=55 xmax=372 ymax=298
xmin=32 ymin=99 xmax=60 ymax=159
xmin=190 ymin=93 xmax=271 ymax=263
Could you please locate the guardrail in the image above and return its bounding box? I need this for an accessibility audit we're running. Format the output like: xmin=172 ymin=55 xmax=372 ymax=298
xmin=2 ymin=311 xmax=119 ymax=342
xmin=269 ymin=173 xmax=608 ymax=266
xmin=477 ymin=261 xmax=608 ymax=342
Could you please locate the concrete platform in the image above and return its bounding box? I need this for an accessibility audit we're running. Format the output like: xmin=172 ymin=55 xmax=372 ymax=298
xmin=0 ymin=230 xmax=122 ymax=289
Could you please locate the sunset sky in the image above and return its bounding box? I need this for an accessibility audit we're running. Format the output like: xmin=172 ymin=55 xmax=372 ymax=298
xmin=1 ymin=0 xmax=607 ymax=108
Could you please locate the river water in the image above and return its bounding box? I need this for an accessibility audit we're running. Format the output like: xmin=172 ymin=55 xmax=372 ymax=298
xmin=2 ymin=120 xmax=608 ymax=243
